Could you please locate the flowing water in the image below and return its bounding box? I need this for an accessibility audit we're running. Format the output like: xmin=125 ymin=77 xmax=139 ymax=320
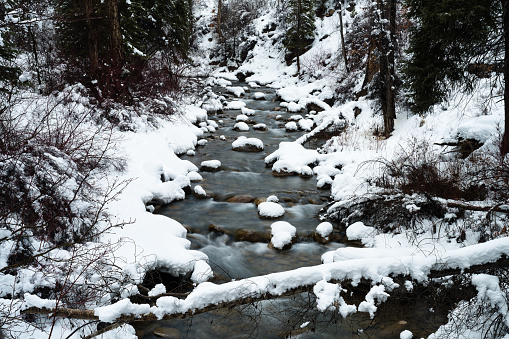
xmin=145 ymin=83 xmax=449 ymax=339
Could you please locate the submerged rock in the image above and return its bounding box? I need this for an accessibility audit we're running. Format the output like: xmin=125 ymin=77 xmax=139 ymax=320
xmin=234 ymin=229 xmax=270 ymax=243
xmin=227 ymin=195 xmax=255 ymax=203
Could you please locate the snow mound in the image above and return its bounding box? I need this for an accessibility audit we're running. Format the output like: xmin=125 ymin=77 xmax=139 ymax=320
xmin=253 ymin=123 xmax=267 ymax=130
xmin=265 ymin=142 xmax=321 ymax=175
xmin=455 ymin=114 xmax=502 ymax=143
xmin=285 ymin=121 xmax=298 ymax=131
xmin=233 ymin=122 xmax=250 ymax=131
xmin=254 ymin=92 xmax=266 ymax=100
xmin=316 ymin=222 xmax=333 ymax=238
xmin=191 ymin=260 xmax=213 ymax=284
xmin=232 ymin=136 xmax=264 ymax=151
xmin=258 ymin=201 xmax=285 ymax=218
xmin=187 ymin=172 xmax=203 ymax=181
xmin=400 ymin=330 xmax=413 ymax=339
xmin=346 ymin=222 xmax=375 ymax=241
xmin=241 ymin=107 xmax=256 ymax=116
xmin=287 ymin=102 xmax=304 ymax=112
xmin=200 ymin=160 xmax=221 ymax=171
xmin=184 ymin=105 xmax=207 ymax=124
xmin=236 ymin=114 xmax=249 ymax=122
xmin=270 ymin=221 xmax=296 ymax=249
xmin=193 ymin=185 xmax=207 ymax=197
xmin=267 ymin=195 xmax=279 ymax=202
xmin=226 ymin=101 xmax=247 ymax=110
xmin=226 ymin=86 xmax=245 ymax=97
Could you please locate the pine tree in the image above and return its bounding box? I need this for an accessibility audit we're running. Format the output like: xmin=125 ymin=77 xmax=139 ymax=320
xmin=285 ymin=0 xmax=316 ymax=74
xmin=0 ymin=1 xmax=21 ymax=88
xmin=402 ymin=0 xmax=509 ymax=154
xmin=402 ymin=0 xmax=500 ymax=114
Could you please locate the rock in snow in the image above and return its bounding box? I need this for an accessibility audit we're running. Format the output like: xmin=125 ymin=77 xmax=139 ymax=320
xmin=258 ymin=201 xmax=285 ymax=218
xmin=232 ymin=136 xmax=264 ymax=152
xmin=200 ymin=160 xmax=221 ymax=172
xmin=270 ymin=221 xmax=296 ymax=249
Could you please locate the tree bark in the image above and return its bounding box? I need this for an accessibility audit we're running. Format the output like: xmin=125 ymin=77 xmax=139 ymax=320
xmin=501 ymin=0 xmax=509 ymax=155
xmin=379 ymin=0 xmax=396 ymax=137
xmin=106 ymin=0 xmax=122 ymax=68
xmin=85 ymin=0 xmax=99 ymax=75
xmin=217 ymin=0 xmax=222 ymax=38
xmin=339 ymin=3 xmax=349 ymax=72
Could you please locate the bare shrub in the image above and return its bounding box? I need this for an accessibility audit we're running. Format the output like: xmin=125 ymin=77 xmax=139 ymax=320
xmin=371 ymin=138 xmax=485 ymax=201
xmin=0 ymin=88 xmax=132 ymax=337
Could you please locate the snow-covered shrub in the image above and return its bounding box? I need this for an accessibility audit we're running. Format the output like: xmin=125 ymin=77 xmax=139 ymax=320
xmin=371 ymin=138 xmax=480 ymax=201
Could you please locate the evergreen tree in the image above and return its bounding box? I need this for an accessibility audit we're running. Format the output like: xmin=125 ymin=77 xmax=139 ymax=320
xmin=0 ymin=1 xmax=21 ymax=88
xmin=284 ymin=0 xmax=316 ymax=74
xmin=55 ymin=0 xmax=195 ymax=102
xmin=403 ymin=0 xmax=509 ymax=154
xmin=402 ymin=0 xmax=500 ymax=114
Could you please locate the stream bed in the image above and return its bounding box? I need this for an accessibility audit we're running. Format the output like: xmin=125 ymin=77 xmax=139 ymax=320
xmin=145 ymin=82 xmax=449 ymax=339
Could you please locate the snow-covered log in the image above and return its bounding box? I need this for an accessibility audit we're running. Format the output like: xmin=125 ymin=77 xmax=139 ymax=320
xmin=22 ymin=237 xmax=509 ymax=323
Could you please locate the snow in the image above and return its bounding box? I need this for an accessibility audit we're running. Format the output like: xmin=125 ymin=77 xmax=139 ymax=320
xmin=267 ymin=195 xmax=279 ymax=203
xmin=316 ymin=222 xmax=333 ymax=238
xmin=226 ymin=86 xmax=245 ymax=97
xmin=232 ymin=136 xmax=264 ymax=151
xmin=191 ymin=260 xmax=213 ymax=284
xmin=285 ymin=121 xmax=298 ymax=131
xmin=258 ymin=201 xmax=285 ymax=218
xmin=226 ymin=100 xmax=246 ymax=110
xmin=346 ymin=222 xmax=376 ymax=241
xmin=193 ymin=185 xmax=207 ymax=197
xmin=23 ymin=293 xmax=56 ymax=309
xmin=241 ymin=107 xmax=255 ymax=115
xmin=400 ymin=330 xmax=413 ymax=339
xmin=254 ymin=92 xmax=266 ymax=99
xmin=233 ymin=121 xmax=250 ymax=131
xmin=265 ymin=142 xmax=322 ymax=175
xmin=236 ymin=114 xmax=249 ymax=122
xmin=201 ymin=160 xmax=221 ymax=170
xmin=270 ymin=221 xmax=296 ymax=249
xmin=148 ymin=284 xmax=166 ymax=297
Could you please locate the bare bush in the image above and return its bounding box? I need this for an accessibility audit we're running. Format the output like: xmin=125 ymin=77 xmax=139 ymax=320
xmin=0 ymin=87 xmax=133 ymax=337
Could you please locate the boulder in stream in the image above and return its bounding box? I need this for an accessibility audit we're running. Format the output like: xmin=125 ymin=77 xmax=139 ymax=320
xmin=234 ymin=229 xmax=270 ymax=243
xmin=258 ymin=201 xmax=285 ymax=218
xmin=200 ymin=160 xmax=221 ymax=172
xmin=269 ymin=221 xmax=296 ymax=250
xmin=226 ymin=195 xmax=255 ymax=203
xmin=232 ymin=136 xmax=264 ymax=152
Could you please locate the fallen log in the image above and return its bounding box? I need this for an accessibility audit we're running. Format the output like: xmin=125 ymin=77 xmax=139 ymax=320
xmin=21 ymin=249 xmax=509 ymax=323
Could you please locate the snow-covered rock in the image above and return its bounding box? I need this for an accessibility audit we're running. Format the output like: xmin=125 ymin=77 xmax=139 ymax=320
xmin=200 ymin=160 xmax=221 ymax=172
xmin=270 ymin=221 xmax=296 ymax=250
xmin=258 ymin=201 xmax=285 ymax=218
xmin=233 ymin=122 xmax=250 ymax=131
xmin=254 ymin=92 xmax=266 ymax=100
xmin=226 ymin=101 xmax=247 ymax=110
xmin=232 ymin=136 xmax=264 ymax=152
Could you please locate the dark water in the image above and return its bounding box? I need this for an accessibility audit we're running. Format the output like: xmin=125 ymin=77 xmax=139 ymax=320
xmin=146 ymin=83 xmax=448 ymax=339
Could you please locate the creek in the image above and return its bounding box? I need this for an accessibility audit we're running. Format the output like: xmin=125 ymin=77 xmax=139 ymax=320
xmin=144 ymin=82 xmax=449 ymax=339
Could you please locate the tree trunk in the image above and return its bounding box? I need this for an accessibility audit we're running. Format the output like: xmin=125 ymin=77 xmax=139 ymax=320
xmin=379 ymin=0 xmax=396 ymax=137
xmin=106 ymin=0 xmax=123 ymax=68
xmin=296 ymin=0 xmax=302 ymax=74
xmin=339 ymin=3 xmax=349 ymax=72
xmin=501 ymin=0 xmax=509 ymax=155
xmin=85 ymin=0 xmax=99 ymax=75
xmin=217 ymin=0 xmax=222 ymax=38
